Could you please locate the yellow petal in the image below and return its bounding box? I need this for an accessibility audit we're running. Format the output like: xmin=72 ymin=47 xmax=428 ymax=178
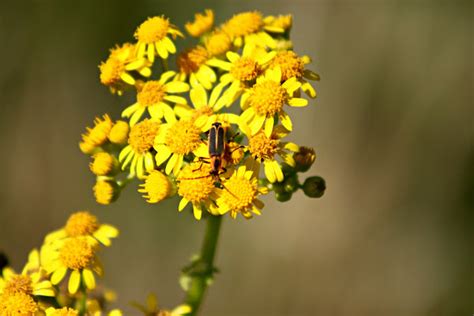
xmin=190 ymin=85 xmax=208 ymax=108
xmin=51 ymin=266 xmax=67 ymax=285
xmin=178 ymin=198 xmax=189 ymax=211
xmin=68 ymin=270 xmax=81 ymax=294
xmin=147 ymin=44 xmax=155 ymax=63
xmin=288 ymin=97 xmax=308 ymax=107
xmin=264 ymin=116 xmax=274 ymax=137
xmin=279 ymin=111 xmax=293 ymax=131
xmin=264 ymin=161 xmax=276 ymax=183
xmin=155 ymin=146 xmax=172 ymax=166
xmin=82 ymin=268 xmax=96 ymax=290
xmin=165 ymin=81 xmax=190 ymax=93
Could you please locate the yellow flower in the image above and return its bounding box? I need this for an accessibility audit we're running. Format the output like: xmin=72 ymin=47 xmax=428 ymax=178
xmin=204 ymin=30 xmax=232 ymax=57
xmin=247 ymin=126 xmax=299 ymax=183
xmin=269 ymin=50 xmax=320 ymax=98
xmin=177 ymin=163 xmax=220 ymax=220
xmin=263 ymin=14 xmax=293 ymax=33
xmin=108 ymin=120 xmax=130 ymax=144
xmin=139 ymin=170 xmax=173 ymax=203
xmin=134 ymin=293 xmax=192 ymax=316
xmin=212 ymin=166 xmax=267 ymax=219
xmin=185 ymin=9 xmax=214 ymax=37
xmin=154 ymin=117 xmax=208 ymax=176
xmin=90 ymin=152 xmax=116 ymax=176
xmin=174 ymin=84 xmax=242 ymax=130
xmin=0 ymin=265 xmax=55 ymax=298
xmin=79 ymin=114 xmax=114 ymax=154
xmin=119 ymin=119 xmax=160 ymax=178
xmin=175 ymin=46 xmax=216 ymax=90
xmin=44 ymin=211 xmax=119 ymax=247
xmin=45 ymin=307 xmax=79 ymax=316
xmin=207 ymin=44 xmax=276 ymax=105
xmin=134 ymin=16 xmax=183 ymax=62
xmin=99 ymin=43 xmax=152 ymax=95
xmin=240 ymin=67 xmax=308 ymax=136
xmin=41 ymin=237 xmax=102 ymax=294
xmin=221 ymin=11 xmax=278 ymax=48
xmin=93 ymin=180 xmax=118 ymax=205
xmin=0 ymin=291 xmax=38 ymax=315
xmin=122 ymin=72 xmax=189 ymax=126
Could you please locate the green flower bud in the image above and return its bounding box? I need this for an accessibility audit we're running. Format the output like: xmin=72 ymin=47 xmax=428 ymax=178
xmin=294 ymin=146 xmax=316 ymax=173
xmin=270 ymin=181 xmax=287 ymax=194
xmin=283 ymin=174 xmax=299 ymax=193
xmin=276 ymin=191 xmax=293 ymax=202
xmin=302 ymin=176 xmax=326 ymax=198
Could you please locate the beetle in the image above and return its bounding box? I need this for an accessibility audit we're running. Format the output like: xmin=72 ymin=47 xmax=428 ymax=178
xmin=179 ymin=122 xmax=242 ymax=196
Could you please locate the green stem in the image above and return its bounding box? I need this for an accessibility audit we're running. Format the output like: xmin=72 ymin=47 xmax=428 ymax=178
xmin=184 ymin=215 xmax=223 ymax=316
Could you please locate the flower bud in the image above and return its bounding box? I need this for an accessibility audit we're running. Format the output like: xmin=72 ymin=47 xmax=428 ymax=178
xmin=294 ymin=146 xmax=316 ymax=173
xmin=283 ymin=174 xmax=299 ymax=193
xmin=93 ymin=179 xmax=120 ymax=205
xmin=276 ymin=191 xmax=293 ymax=202
xmin=302 ymin=176 xmax=326 ymax=198
xmin=90 ymin=152 xmax=118 ymax=176
xmin=108 ymin=120 xmax=130 ymax=145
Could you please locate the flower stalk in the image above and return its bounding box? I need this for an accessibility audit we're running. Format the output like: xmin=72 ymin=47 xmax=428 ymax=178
xmin=184 ymin=215 xmax=223 ymax=315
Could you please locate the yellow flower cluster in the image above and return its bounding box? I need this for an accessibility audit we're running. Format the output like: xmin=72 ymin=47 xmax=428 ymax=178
xmin=0 ymin=211 xmax=121 ymax=315
xmin=81 ymin=9 xmax=321 ymax=220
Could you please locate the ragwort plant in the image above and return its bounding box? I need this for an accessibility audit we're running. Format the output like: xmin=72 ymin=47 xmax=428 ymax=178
xmin=0 ymin=9 xmax=325 ymax=316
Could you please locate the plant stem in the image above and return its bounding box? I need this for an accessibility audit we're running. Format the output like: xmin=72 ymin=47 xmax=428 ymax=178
xmin=184 ymin=215 xmax=223 ymax=316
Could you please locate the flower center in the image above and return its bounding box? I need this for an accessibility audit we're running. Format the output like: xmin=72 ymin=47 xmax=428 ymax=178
xmin=230 ymin=57 xmax=260 ymax=82
xmin=221 ymin=176 xmax=257 ymax=212
xmin=0 ymin=292 xmax=38 ymax=314
xmin=137 ymin=81 xmax=166 ymax=106
xmin=205 ymin=31 xmax=232 ymax=57
xmin=177 ymin=46 xmax=208 ymax=74
xmin=270 ymin=51 xmax=305 ymax=81
xmin=65 ymin=211 xmax=99 ymax=237
xmin=140 ymin=170 xmax=171 ymax=203
xmin=59 ymin=238 xmax=94 ymax=270
xmin=249 ymin=132 xmax=279 ymax=161
xmin=223 ymin=11 xmax=263 ymax=37
xmin=129 ymin=119 xmax=160 ymax=154
xmin=4 ymin=275 xmax=33 ymax=295
xmin=135 ymin=16 xmax=170 ymax=43
xmin=249 ymin=80 xmax=288 ymax=116
xmin=99 ymin=58 xmax=124 ymax=85
xmin=90 ymin=152 xmax=114 ymax=176
xmin=178 ymin=163 xmax=215 ymax=203
xmin=93 ymin=180 xmax=114 ymax=205
xmin=165 ymin=120 xmax=201 ymax=155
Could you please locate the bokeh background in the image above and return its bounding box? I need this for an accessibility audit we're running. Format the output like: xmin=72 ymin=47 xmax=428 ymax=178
xmin=0 ymin=0 xmax=472 ymax=315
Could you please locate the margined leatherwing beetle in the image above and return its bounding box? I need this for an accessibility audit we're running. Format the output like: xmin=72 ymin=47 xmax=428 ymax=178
xmin=179 ymin=122 xmax=241 ymax=195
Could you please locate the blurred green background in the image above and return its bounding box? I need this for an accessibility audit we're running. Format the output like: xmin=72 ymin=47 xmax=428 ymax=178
xmin=0 ymin=0 xmax=472 ymax=315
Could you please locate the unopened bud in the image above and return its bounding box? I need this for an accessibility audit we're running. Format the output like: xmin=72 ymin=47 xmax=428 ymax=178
xmin=108 ymin=120 xmax=129 ymax=145
xmin=93 ymin=179 xmax=120 ymax=205
xmin=283 ymin=174 xmax=299 ymax=193
xmin=302 ymin=176 xmax=325 ymax=198
xmin=294 ymin=146 xmax=316 ymax=173
xmin=276 ymin=191 xmax=293 ymax=202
